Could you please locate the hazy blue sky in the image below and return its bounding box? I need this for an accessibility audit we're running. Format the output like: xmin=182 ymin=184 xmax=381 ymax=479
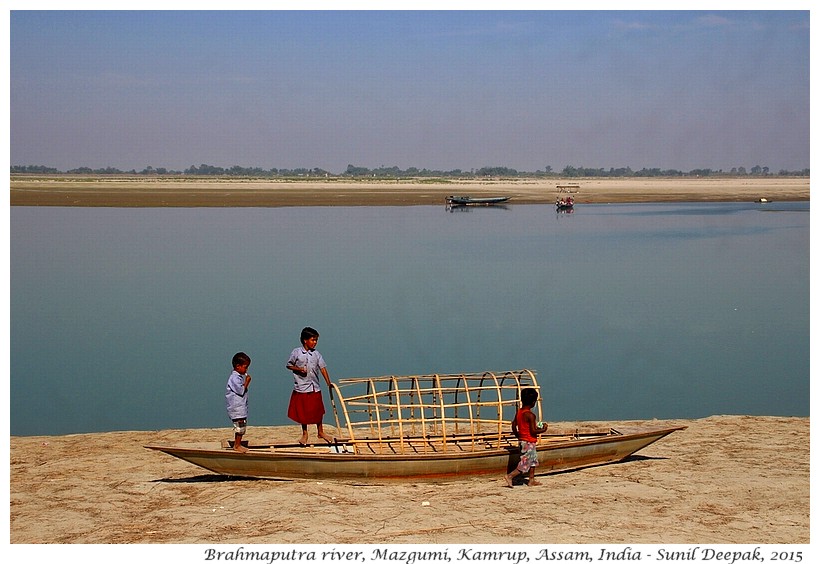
xmin=9 ymin=10 xmax=810 ymax=173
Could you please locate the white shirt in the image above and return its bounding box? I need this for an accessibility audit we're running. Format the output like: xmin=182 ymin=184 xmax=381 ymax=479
xmin=287 ymin=346 xmax=327 ymax=393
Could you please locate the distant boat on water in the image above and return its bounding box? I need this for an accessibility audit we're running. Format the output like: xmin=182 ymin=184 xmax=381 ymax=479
xmin=446 ymin=195 xmax=510 ymax=206
xmin=556 ymin=195 xmax=575 ymax=211
xmin=556 ymin=183 xmax=579 ymax=212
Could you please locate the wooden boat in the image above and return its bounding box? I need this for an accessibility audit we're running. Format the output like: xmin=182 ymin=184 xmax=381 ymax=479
xmin=146 ymin=369 xmax=685 ymax=481
xmin=446 ymin=195 xmax=510 ymax=206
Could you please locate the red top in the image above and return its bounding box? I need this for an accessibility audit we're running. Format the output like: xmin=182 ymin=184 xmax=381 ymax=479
xmin=515 ymin=407 xmax=537 ymax=443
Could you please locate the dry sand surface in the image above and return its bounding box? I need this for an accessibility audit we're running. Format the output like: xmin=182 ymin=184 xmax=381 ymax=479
xmin=9 ymin=416 xmax=808 ymax=544
xmin=9 ymin=176 xmax=809 ymax=207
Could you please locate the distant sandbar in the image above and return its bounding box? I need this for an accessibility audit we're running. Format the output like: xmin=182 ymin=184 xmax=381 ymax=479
xmin=10 ymin=176 xmax=809 ymax=207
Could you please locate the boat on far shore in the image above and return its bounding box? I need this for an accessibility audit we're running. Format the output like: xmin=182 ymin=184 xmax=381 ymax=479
xmin=446 ymin=195 xmax=510 ymax=206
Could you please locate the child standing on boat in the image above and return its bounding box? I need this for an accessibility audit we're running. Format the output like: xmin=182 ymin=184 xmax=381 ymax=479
xmin=225 ymin=352 xmax=252 ymax=453
xmin=504 ymin=387 xmax=549 ymax=487
xmin=286 ymin=327 xmax=334 ymax=446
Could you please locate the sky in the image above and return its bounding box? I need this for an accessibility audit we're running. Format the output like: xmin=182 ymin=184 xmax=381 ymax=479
xmin=8 ymin=8 xmax=811 ymax=174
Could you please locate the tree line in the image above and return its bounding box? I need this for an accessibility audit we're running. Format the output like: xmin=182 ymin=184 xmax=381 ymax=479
xmin=10 ymin=163 xmax=810 ymax=178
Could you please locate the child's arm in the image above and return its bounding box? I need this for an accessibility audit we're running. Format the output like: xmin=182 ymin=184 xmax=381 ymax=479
xmin=227 ymin=375 xmax=248 ymax=397
xmin=244 ymin=374 xmax=251 ymax=388
xmin=524 ymin=411 xmax=548 ymax=436
xmin=511 ymin=415 xmax=519 ymax=438
xmin=286 ymin=352 xmax=307 ymax=375
xmin=320 ymin=367 xmax=331 ymax=387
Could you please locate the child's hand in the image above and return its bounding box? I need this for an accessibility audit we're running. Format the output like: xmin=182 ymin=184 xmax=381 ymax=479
xmin=244 ymin=374 xmax=252 ymax=387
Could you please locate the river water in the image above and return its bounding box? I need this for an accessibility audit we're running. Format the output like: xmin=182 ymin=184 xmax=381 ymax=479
xmin=10 ymin=202 xmax=809 ymax=436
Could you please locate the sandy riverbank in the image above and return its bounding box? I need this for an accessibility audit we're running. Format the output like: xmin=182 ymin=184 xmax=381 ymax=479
xmin=9 ymin=415 xmax=809 ymax=544
xmin=9 ymin=176 xmax=810 ymax=207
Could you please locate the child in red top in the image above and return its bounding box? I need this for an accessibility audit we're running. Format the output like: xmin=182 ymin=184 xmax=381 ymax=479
xmin=504 ymin=388 xmax=549 ymax=487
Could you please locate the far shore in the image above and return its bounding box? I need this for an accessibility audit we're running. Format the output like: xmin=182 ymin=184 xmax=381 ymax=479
xmin=9 ymin=176 xmax=809 ymax=207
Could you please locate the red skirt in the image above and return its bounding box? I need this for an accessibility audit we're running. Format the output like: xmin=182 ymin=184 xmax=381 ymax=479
xmin=287 ymin=390 xmax=325 ymax=424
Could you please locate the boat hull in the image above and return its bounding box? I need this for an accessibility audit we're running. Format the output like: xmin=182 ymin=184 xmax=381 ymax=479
xmin=446 ymin=196 xmax=510 ymax=206
xmin=146 ymin=426 xmax=684 ymax=481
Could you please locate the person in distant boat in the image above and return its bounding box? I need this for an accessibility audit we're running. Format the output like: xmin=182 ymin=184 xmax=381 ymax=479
xmin=225 ymin=352 xmax=252 ymax=453
xmin=286 ymin=326 xmax=334 ymax=446
xmin=504 ymin=387 xmax=549 ymax=487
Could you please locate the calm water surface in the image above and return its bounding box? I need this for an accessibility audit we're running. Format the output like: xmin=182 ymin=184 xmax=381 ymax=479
xmin=10 ymin=202 xmax=809 ymax=436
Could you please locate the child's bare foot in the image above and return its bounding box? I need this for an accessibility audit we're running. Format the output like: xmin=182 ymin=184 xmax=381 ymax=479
xmin=504 ymin=475 xmax=514 ymax=488
xmin=233 ymin=444 xmax=249 ymax=453
xmin=527 ymin=479 xmax=541 ymax=486
xmin=318 ymin=433 xmax=334 ymax=444
xmin=298 ymin=433 xmax=309 ymax=446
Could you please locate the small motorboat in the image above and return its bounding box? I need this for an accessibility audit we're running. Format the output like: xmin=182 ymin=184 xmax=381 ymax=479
xmin=446 ymin=195 xmax=510 ymax=206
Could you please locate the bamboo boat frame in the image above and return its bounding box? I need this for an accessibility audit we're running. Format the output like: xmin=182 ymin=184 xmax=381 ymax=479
xmin=330 ymin=369 xmax=541 ymax=455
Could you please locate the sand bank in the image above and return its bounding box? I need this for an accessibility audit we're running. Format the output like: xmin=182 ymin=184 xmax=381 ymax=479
xmin=9 ymin=176 xmax=809 ymax=207
xmin=9 ymin=415 xmax=808 ymax=544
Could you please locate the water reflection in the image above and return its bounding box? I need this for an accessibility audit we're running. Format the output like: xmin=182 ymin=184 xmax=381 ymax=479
xmin=446 ymin=203 xmax=511 ymax=212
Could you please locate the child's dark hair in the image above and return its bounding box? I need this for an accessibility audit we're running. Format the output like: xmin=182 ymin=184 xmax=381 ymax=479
xmin=520 ymin=388 xmax=539 ymax=407
xmin=300 ymin=326 xmax=319 ymax=343
xmin=232 ymin=351 xmax=251 ymax=368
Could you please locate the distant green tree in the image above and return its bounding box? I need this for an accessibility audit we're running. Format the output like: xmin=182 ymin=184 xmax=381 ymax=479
xmin=344 ymin=164 xmax=371 ymax=176
xmin=11 ymin=164 xmax=60 ymax=173
xmin=9 ymin=162 xmax=809 ymax=178
xmin=477 ymin=166 xmax=518 ymax=176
